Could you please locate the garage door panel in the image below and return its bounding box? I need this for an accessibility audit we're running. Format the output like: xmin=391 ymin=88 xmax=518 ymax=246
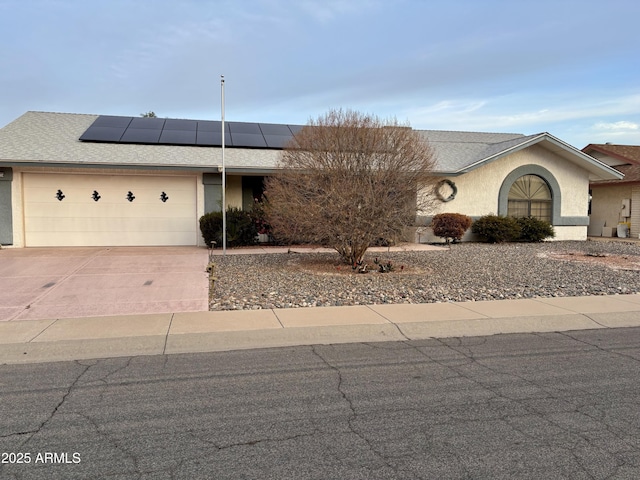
xmin=27 ymin=205 xmax=193 ymax=220
xmin=25 ymin=216 xmax=195 ymax=232
xmin=35 ymin=231 xmax=196 ymax=247
xmin=24 ymin=173 xmax=198 ymax=247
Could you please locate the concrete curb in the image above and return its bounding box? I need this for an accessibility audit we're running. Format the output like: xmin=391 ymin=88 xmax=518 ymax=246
xmin=1 ymin=294 xmax=639 ymax=365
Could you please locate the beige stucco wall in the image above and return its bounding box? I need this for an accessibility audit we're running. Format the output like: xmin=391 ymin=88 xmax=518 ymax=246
xmin=10 ymin=166 xmax=207 ymax=247
xmin=418 ymin=144 xmax=591 ymax=242
xmin=589 ymin=184 xmax=633 ymax=237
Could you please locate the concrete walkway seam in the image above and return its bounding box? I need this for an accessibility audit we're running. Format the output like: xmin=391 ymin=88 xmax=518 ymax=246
xmin=365 ymin=304 xmax=412 ymax=342
xmin=163 ymin=312 xmax=175 ymax=355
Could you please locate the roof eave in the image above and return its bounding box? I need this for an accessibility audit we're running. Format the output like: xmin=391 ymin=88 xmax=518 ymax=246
xmin=582 ymin=144 xmax=640 ymax=165
xmin=455 ymin=133 xmax=624 ymax=180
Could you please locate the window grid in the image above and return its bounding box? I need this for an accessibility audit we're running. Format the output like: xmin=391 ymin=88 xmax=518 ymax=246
xmin=507 ymin=175 xmax=552 ymax=223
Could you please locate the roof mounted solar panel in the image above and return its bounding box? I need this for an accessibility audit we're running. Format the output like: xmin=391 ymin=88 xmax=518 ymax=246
xmin=197 ymin=120 xmax=221 ymax=132
xmin=79 ymin=126 xmax=126 ymax=142
xmin=129 ymin=117 xmax=165 ymax=129
xmin=228 ymin=122 xmax=261 ymax=134
xmin=259 ymin=123 xmax=292 ymax=136
xmin=79 ymin=115 xmax=300 ymax=149
xmin=120 ymin=128 xmax=162 ymax=143
xmin=288 ymin=124 xmax=304 ymax=135
xmin=198 ymin=120 xmax=230 ymax=135
xmin=264 ymin=135 xmax=293 ymax=148
xmin=196 ymin=131 xmax=227 ymax=146
xmin=230 ymin=133 xmax=267 ymax=148
xmin=164 ymin=119 xmax=197 ymax=131
xmin=92 ymin=115 xmax=133 ymax=128
xmin=159 ymin=129 xmax=197 ymax=145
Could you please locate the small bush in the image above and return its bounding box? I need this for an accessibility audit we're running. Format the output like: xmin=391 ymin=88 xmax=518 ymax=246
xmin=199 ymin=211 xmax=222 ymax=248
xmin=472 ymin=215 xmax=521 ymax=243
xmin=199 ymin=207 xmax=258 ymax=248
xmin=516 ymin=216 xmax=555 ymax=242
xmin=431 ymin=213 xmax=472 ymax=244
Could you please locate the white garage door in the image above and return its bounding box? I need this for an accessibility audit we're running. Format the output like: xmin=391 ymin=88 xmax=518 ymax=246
xmin=24 ymin=173 xmax=198 ymax=247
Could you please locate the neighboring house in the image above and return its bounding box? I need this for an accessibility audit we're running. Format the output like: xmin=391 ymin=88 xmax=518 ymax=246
xmin=0 ymin=111 xmax=622 ymax=247
xmin=582 ymin=143 xmax=640 ymax=239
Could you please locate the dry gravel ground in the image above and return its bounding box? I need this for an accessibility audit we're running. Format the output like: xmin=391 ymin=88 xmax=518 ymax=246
xmin=209 ymin=240 xmax=640 ymax=310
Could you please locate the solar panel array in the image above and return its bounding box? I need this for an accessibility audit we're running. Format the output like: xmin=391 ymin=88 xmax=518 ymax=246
xmin=79 ymin=115 xmax=305 ymax=149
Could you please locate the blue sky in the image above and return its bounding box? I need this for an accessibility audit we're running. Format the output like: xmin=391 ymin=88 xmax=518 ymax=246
xmin=1 ymin=0 xmax=639 ymax=148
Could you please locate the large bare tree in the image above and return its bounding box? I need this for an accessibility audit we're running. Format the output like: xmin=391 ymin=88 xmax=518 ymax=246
xmin=264 ymin=109 xmax=438 ymax=265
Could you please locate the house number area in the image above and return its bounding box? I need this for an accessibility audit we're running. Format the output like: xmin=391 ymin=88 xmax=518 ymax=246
xmin=2 ymin=452 xmax=81 ymax=464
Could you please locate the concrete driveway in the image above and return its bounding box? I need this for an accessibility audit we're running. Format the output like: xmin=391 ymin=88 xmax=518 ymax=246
xmin=0 ymin=247 xmax=209 ymax=322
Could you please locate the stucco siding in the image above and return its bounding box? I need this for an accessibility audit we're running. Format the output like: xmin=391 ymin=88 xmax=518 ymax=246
xmin=589 ymin=184 xmax=632 ymax=236
xmin=422 ymin=144 xmax=590 ymax=220
xmin=417 ymin=145 xmax=592 ymax=242
xmin=553 ymin=226 xmax=587 ymax=241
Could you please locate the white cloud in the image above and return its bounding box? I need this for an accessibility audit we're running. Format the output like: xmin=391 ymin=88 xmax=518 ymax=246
xmin=593 ymin=121 xmax=639 ymax=131
xmin=399 ymin=93 xmax=640 ymax=133
xmin=297 ymin=0 xmax=380 ymax=22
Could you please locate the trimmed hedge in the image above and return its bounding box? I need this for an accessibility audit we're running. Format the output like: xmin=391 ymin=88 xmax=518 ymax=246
xmin=199 ymin=207 xmax=258 ymax=248
xmin=516 ymin=216 xmax=555 ymax=242
xmin=431 ymin=213 xmax=472 ymax=244
xmin=471 ymin=215 xmax=521 ymax=243
xmin=472 ymin=215 xmax=556 ymax=243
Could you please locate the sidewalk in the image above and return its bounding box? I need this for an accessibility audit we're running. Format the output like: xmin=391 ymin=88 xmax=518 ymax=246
xmin=1 ymin=294 xmax=639 ymax=365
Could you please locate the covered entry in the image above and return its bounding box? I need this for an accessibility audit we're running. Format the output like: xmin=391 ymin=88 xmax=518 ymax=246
xmin=23 ymin=173 xmax=198 ymax=246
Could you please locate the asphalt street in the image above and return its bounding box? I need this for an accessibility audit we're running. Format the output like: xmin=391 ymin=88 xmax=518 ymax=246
xmin=1 ymin=327 xmax=640 ymax=479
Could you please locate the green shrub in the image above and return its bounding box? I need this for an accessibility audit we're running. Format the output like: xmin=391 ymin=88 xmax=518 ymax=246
xmin=431 ymin=213 xmax=472 ymax=244
xmin=516 ymin=216 xmax=555 ymax=242
xmin=471 ymin=215 xmax=521 ymax=243
xmin=199 ymin=207 xmax=258 ymax=248
xmin=199 ymin=211 xmax=222 ymax=247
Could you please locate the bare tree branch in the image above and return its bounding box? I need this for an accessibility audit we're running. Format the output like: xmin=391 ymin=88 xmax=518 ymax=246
xmin=264 ymin=109 xmax=438 ymax=265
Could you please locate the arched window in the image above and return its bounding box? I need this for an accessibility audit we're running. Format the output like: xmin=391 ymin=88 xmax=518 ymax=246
xmin=507 ymin=175 xmax=552 ymax=222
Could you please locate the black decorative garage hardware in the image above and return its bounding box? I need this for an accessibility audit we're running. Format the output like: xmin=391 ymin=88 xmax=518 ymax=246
xmin=92 ymin=190 xmax=101 ymax=202
xmin=160 ymin=191 xmax=169 ymax=202
xmin=55 ymin=190 xmax=65 ymax=201
xmin=126 ymin=191 xmax=135 ymax=202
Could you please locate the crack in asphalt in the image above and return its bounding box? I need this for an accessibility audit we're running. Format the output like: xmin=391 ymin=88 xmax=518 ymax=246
xmin=2 ymin=333 xmax=639 ymax=478
xmin=0 ymin=360 xmax=92 ymax=447
xmin=77 ymin=411 xmax=141 ymax=478
xmin=189 ymin=428 xmax=321 ymax=452
xmin=89 ymin=357 xmax=137 ymax=405
xmin=559 ymin=329 xmax=640 ymax=365
xmin=310 ymin=344 xmax=423 ymax=480
xmin=410 ymin=335 xmax=638 ymax=478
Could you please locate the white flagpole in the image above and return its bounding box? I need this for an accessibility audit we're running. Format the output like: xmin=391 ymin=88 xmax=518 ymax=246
xmin=221 ymin=75 xmax=226 ymax=256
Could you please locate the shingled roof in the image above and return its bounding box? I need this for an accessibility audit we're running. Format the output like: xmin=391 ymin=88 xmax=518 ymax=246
xmin=583 ymin=143 xmax=640 ymax=185
xmin=0 ymin=111 xmax=623 ymax=180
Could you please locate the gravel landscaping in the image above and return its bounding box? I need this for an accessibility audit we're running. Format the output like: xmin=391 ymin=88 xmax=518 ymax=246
xmin=209 ymin=240 xmax=640 ymax=310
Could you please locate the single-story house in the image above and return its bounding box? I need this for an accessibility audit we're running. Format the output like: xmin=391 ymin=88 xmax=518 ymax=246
xmin=582 ymin=143 xmax=640 ymax=239
xmin=0 ymin=111 xmax=623 ymax=247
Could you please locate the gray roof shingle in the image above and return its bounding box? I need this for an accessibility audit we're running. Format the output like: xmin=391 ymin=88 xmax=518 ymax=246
xmin=0 ymin=111 xmax=623 ymax=181
xmin=0 ymin=112 xmax=281 ymax=171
